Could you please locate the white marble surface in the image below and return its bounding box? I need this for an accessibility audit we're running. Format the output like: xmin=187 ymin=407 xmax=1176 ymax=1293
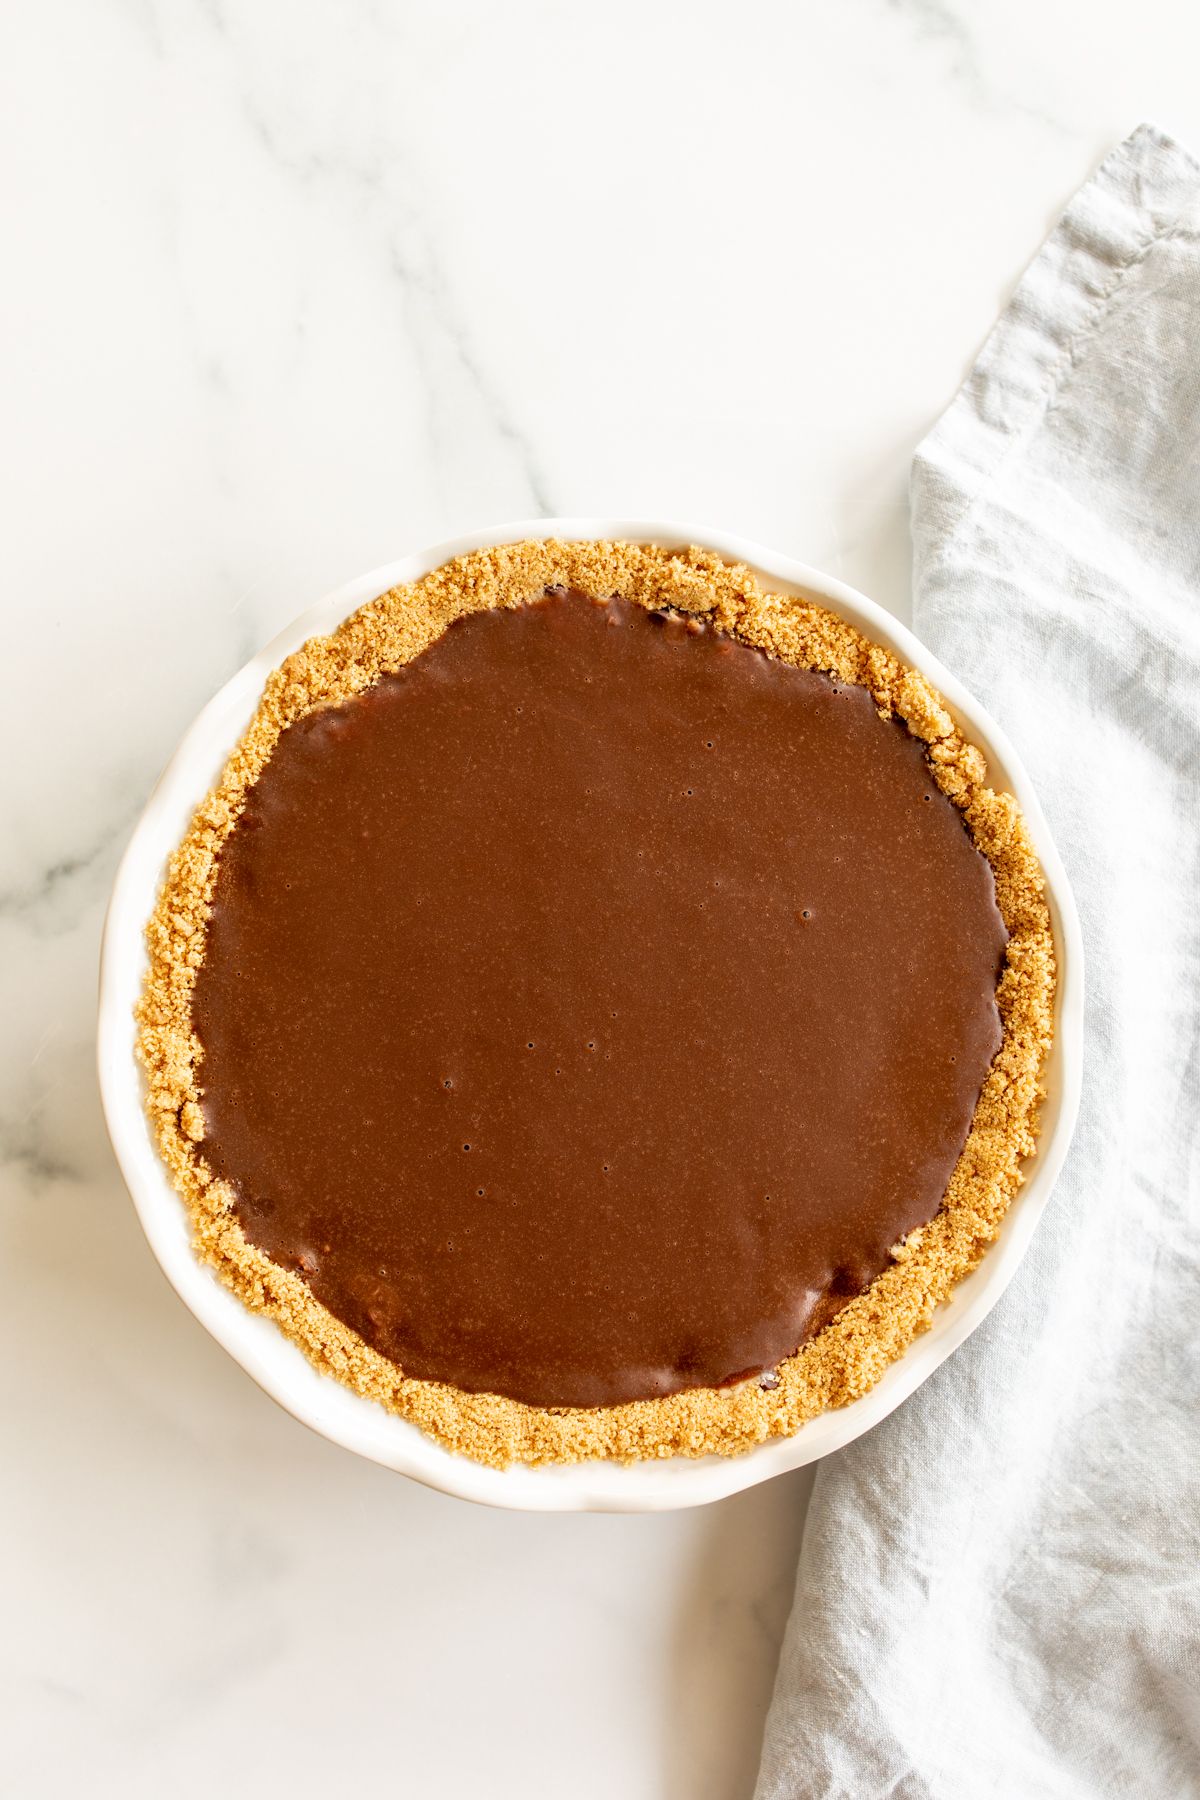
xmin=4 ymin=4 xmax=1199 ymax=1795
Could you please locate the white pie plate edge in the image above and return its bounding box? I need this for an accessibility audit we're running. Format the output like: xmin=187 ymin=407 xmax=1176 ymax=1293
xmin=97 ymin=517 xmax=1084 ymax=1512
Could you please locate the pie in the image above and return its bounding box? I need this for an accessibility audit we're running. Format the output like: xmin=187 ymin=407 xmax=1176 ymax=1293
xmin=137 ymin=540 xmax=1054 ymax=1467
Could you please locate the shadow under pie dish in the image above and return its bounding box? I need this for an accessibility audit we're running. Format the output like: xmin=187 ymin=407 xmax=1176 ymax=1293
xmin=134 ymin=537 xmax=1056 ymax=1470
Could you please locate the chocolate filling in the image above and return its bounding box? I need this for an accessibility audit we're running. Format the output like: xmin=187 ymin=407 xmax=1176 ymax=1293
xmin=192 ymin=590 xmax=1007 ymax=1408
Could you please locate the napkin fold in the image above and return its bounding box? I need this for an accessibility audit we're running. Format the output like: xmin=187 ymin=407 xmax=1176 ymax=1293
xmin=757 ymin=124 xmax=1200 ymax=1800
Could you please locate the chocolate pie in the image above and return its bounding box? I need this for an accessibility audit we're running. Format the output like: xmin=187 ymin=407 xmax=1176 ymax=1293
xmin=138 ymin=541 xmax=1054 ymax=1466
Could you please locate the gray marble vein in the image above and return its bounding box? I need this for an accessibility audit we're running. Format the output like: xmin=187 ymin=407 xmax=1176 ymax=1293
xmin=0 ymin=811 xmax=135 ymax=938
xmin=387 ymin=237 xmax=555 ymax=517
xmin=236 ymin=90 xmax=553 ymax=517
xmin=886 ymin=0 xmax=1072 ymax=133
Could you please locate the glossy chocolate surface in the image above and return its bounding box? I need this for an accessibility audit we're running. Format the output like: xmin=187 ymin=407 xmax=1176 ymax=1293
xmin=192 ymin=591 xmax=1007 ymax=1407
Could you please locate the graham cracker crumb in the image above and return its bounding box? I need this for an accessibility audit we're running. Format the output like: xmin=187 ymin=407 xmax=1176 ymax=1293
xmin=136 ymin=540 xmax=1056 ymax=1469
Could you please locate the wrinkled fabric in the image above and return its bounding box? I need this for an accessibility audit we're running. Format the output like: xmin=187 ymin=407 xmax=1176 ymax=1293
xmin=757 ymin=124 xmax=1200 ymax=1800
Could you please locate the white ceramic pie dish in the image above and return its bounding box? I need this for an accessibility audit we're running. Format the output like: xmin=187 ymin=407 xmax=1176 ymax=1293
xmin=98 ymin=517 xmax=1084 ymax=1512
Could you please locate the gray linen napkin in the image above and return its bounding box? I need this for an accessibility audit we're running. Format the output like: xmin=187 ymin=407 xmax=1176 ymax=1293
xmin=756 ymin=124 xmax=1200 ymax=1800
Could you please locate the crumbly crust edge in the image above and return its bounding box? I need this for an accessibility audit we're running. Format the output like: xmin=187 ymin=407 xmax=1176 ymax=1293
xmin=136 ymin=540 xmax=1055 ymax=1469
